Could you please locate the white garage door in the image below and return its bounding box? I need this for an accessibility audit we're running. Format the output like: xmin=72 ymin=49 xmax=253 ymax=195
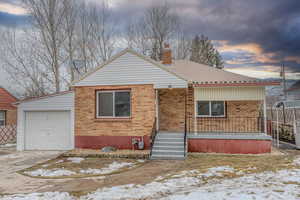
xmin=25 ymin=111 xmax=71 ymax=150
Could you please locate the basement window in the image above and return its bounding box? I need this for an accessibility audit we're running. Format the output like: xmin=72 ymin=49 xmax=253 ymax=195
xmin=96 ymin=90 xmax=131 ymax=118
xmin=197 ymin=101 xmax=225 ymax=117
xmin=0 ymin=111 xmax=6 ymax=126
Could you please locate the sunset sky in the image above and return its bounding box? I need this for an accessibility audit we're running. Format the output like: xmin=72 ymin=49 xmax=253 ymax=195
xmin=0 ymin=0 xmax=299 ymax=87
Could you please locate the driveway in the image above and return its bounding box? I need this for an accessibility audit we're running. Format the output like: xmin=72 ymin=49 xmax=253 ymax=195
xmin=0 ymin=146 xmax=63 ymax=194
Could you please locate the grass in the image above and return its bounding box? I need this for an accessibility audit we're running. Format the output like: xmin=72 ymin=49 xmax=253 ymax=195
xmin=18 ymin=157 xmax=146 ymax=179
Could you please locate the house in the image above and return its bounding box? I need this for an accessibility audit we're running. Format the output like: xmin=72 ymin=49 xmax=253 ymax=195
xmin=16 ymin=46 xmax=279 ymax=158
xmin=287 ymin=80 xmax=300 ymax=100
xmin=0 ymin=87 xmax=18 ymax=126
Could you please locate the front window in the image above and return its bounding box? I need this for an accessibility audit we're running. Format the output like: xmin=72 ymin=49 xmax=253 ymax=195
xmin=197 ymin=101 xmax=225 ymax=117
xmin=96 ymin=90 xmax=131 ymax=118
xmin=0 ymin=111 xmax=5 ymax=126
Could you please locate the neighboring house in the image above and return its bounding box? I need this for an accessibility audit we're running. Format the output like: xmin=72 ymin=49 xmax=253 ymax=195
xmin=16 ymin=46 xmax=279 ymax=158
xmin=0 ymin=87 xmax=18 ymax=126
xmin=287 ymin=80 xmax=300 ymax=100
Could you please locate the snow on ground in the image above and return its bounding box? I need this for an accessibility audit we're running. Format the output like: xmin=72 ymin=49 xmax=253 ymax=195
xmin=293 ymin=156 xmax=300 ymax=165
xmin=25 ymin=168 xmax=75 ymax=177
xmin=80 ymin=161 xmax=133 ymax=175
xmin=0 ymin=143 xmax=16 ymax=148
xmin=67 ymin=157 xmax=84 ymax=164
xmin=0 ymin=192 xmax=73 ymax=200
xmin=163 ymin=169 xmax=300 ymax=200
xmin=202 ymin=166 xmax=235 ymax=177
xmin=3 ymin=160 xmax=300 ymax=200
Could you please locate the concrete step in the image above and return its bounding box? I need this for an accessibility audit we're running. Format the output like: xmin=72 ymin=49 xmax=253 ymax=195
xmin=155 ymin=138 xmax=184 ymax=142
xmin=156 ymin=134 xmax=184 ymax=139
xmin=152 ymin=146 xmax=185 ymax=151
xmin=154 ymin=141 xmax=184 ymax=146
xmin=152 ymin=150 xmax=184 ymax=155
xmin=150 ymin=154 xmax=185 ymax=160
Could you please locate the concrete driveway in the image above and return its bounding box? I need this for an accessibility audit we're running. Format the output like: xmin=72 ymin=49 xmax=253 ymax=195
xmin=0 ymin=146 xmax=63 ymax=194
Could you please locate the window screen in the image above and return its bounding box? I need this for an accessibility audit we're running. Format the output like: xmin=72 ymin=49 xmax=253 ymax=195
xmin=211 ymin=101 xmax=225 ymax=116
xmin=98 ymin=92 xmax=113 ymax=117
xmin=0 ymin=111 xmax=5 ymax=126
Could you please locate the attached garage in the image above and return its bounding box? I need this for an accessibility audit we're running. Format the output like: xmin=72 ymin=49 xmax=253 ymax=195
xmin=17 ymin=91 xmax=74 ymax=151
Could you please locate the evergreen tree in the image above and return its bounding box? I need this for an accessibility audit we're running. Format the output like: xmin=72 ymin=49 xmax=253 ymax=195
xmin=190 ymin=34 xmax=224 ymax=69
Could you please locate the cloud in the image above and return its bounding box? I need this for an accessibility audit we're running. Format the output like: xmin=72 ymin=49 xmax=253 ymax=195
xmin=0 ymin=1 xmax=27 ymax=15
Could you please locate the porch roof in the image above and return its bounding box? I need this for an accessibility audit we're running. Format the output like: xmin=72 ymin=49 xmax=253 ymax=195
xmin=163 ymin=60 xmax=280 ymax=87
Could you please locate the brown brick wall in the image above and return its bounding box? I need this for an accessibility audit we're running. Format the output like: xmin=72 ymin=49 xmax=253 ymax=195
xmin=75 ymin=84 xmax=155 ymax=137
xmin=158 ymin=88 xmax=186 ymax=132
xmin=6 ymin=109 xmax=17 ymax=125
xmin=196 ymin=101 xmax=263 ymax=133
xmin=1 ymin=109 xmax=17 ymax=125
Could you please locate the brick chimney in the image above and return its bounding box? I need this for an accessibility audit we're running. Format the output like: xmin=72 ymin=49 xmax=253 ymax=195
xmin=162 ymin=43 xmax=172 ymax=65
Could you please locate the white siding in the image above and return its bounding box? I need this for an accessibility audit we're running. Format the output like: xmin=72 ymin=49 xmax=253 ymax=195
xmin=194 ymin=86 xmax=265 ymax=101
xmin=17 ymin=92 xmax=74 ymax=151
xmin=74 ymin=52 xmax=187 ymax=89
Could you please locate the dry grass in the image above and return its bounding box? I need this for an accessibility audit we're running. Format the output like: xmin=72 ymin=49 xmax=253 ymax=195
xmin=15 ymin=151 xmax=300 ymax=197
xmin=63 ymin=149 xmax=149 ymax=159
xmin=18 ymin=157 xmax=146 ymax=179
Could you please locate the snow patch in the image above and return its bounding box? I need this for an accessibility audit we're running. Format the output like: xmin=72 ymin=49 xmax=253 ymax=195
xmin=0 ymin=192 xmax=73 ymax=200
xmin=80 ymin=161 xmax=133 ymax=175
xmin=0 ymin=143 xmax=16 ymax=148
xmin=202 ymin=166 xmax=235 ymax=178
xmin=67 ymin=157 xmax=84 ymax=164
xmin=293 ymin=157 xmax=300 ymax=166
xmin=25 ymin=168 xmax=75 ymax=177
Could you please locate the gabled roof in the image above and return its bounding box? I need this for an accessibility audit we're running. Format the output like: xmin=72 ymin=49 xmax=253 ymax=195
xmin=287 ymin=80 xmax=300 ymax=92
xmin=0 ymin=87 xmax=18 ymax=109
xmin=163 ymin=60 xmax=279 ymax=87
xmin=71 ymin=48 xmax=187 ymax=86
xmin=71 ymin=48 xmax=279 ymax=88
xmin=15 ymin=90 xmax=74 ymax=104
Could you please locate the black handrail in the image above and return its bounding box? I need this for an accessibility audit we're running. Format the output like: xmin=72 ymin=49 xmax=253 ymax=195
xmin=184 ymin=89 xmax=188 ymax=157
xmin=150 ymin=117 xmax=157 ymax=157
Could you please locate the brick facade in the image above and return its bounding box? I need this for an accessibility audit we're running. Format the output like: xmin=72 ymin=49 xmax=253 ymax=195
xmin=195 ymin=101 xmax=263 ymax=133
xmin=158 ymin=88 xmax=186 ymax=132
xmin=75 ymin=84 xmax=155 ymax=137
xmin=6 ymin=110 xmax=17 ymax=125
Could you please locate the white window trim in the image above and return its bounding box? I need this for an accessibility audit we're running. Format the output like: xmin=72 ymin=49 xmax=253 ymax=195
xmin=96 ymin=90 xmax=131 ymax=118
xmin=0 ymin=110 xmax=6 ymax=126
xmin=196 ymin=101 xmax=226 ymax=118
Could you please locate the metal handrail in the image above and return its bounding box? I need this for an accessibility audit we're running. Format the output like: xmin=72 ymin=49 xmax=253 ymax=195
xmin=150 ymin=117 xmax=157 ymax=157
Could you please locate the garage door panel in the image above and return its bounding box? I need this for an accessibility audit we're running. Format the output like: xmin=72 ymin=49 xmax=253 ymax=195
xmin=25 ymin=111 xmax=71 ymax=150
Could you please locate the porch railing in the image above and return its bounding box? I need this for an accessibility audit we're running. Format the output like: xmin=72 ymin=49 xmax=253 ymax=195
xmin=150 ymin=117 xmax=157 ymax=157
xmin=196 ymin=117 xmax=264 ymax=134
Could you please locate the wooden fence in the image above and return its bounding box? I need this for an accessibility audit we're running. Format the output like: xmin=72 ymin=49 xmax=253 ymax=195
xmin=0 ymin=125 xmax=17 ymax=145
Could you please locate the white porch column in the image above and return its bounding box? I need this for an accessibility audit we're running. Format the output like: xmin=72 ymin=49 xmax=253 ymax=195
xmin=264 ymin=96 xmax=267 ymax=134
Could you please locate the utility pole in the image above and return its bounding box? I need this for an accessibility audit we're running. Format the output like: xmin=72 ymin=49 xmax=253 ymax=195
xmin=281 ymin=64 xmax=287 ymax=100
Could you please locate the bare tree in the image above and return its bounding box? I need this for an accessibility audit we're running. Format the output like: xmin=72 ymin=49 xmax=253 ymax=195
xmin=124 ymin=3 xmax=179 ymax=61
xmin=89 ymin=2 xmax=116 ymax=64
xmin=62 ymin=0 xmax=78 ymax=82
xmin=144 ymin=3 xmax=179 ymax=61
xmin=0 ymin=28 xmax=50 ymax=97
xmin=23 ymin=0 xmax=66 ymax=92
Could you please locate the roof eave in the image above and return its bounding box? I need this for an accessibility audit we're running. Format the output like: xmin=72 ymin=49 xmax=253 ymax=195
xmin=192 ymin=81 xmax=280 ymax=87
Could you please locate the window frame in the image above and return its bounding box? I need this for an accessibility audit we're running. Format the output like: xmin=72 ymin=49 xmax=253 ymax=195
xmin=196 ymin=101 xmax=226 ymax=118
xmin=96 ymin=90 xmax=131 ymax=118
xmin=0 ymin=110 xmax=6 ymax=126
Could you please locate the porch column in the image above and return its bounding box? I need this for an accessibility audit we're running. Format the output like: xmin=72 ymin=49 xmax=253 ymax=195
xmin=155 ymin=89 xmax=159 ymax=131
xmin=264 ymin=96 xmax=267 ymax=134
xmin=194 ymin=97 xmax=197 ymax=135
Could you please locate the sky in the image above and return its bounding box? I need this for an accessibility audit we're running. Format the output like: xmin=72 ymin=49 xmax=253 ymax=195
xmin=0 ymin=0 xmax=299 ymax=88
